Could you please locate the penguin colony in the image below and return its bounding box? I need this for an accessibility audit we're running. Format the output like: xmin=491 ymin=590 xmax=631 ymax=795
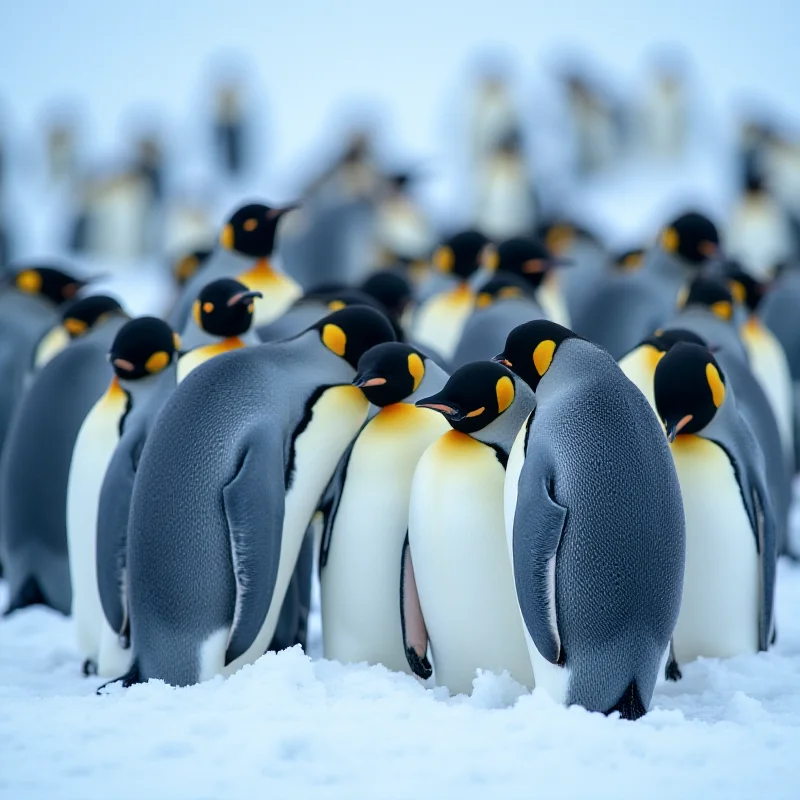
xmin=0 ymin=194 xmax=797 ymax=722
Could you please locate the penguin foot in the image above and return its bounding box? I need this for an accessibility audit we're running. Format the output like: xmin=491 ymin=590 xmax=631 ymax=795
xmin=82 ymin=658 xmax=98 ymax=677
xmin=664 ymin=657 xmax=682 ymax=682
xmin=405 ymin=647 xmax=432 ymax=681
xmin=96 ymin=661 xmax=142 ymax=695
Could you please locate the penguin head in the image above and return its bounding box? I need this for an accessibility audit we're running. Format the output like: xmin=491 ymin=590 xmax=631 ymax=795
xmin=722 ymin=261 xmax=766 ymax=313
xmin=678 ymin=276 xmax=734 ymax=321
xmin=12 ymin=266 xmax=86 ymax=306
xmin=538 ymin=219 xmax=602 ymax=257
xmin=475 ymin=272 xmax=531 ymax=308
xmin=108 ymin=317 xmax=179 ymax=381
xmin=360 ymin=271 xmax=413 ymax=320
xmin=302 ymin=286 xmax=383 ymax=314
xmin=314 ymin=305 xmax=397 ymax=370
xmin=61 ymin=294 xmax=126 ymax=338
xmin=219 ymin=202 xmax=298 ymax=257
xmin=192 ymin=278 xmax=261 ymax=338
xmin=172 ymin=248 xmax=212 ymax=287
xmin=495 ymin=237 xmax=570 ymax=291
xmin=659 ymin=211 xmax=720 ymax=265
xmin=638 ymin=327 xmax=707 ymax=356
xmin=415 ymin=361 xmax=518 ymax=434
xmin=432 ymin=230 xmax=490 ymax=280
xmin=612 ymin=248 xmax=646 ymax=272
xmin=493 ymin=319 xmax=580 ymax=391
xmin=654 ymin=342 xmax=726 ymax=441
xmin=352 ymin=342 xmax=427 ymax=406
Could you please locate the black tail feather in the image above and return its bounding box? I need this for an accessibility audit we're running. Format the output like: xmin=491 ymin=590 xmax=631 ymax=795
xmin=96 ymin=660 xmax=142 ymax=695
xmin=4 ymin=576 xmax=51 ymax=615
xmin=607 ymin=679 xmax=647 ymax=721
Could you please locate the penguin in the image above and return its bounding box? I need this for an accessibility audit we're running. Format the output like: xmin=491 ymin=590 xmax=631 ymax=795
xmin=177 ymin=278 xmax=262 ymax=382
xmin=666 ymin=276 xmax=749 ymax=363
xmin=492 ymin=237 xmax=571 ymax=327
xmin=32 ymin=294 xmax=125 ymax=374
xmin=653 ymin=342 xmax=776 ymax=660
xmin=0 ymin=301 xmax=129 ymax=615
xmin=495 ymin=320 xmax=685 ymax=720
xmin=408 ymin=361 xmax=536 ymax=694
xmin=724 ymin=263 xmax=795 ymax=470
xmin=451 ymin=273 xmax=546 ymax=369
xmin=411 ymin=230 xmax=490 ymax=361
xmin=172 ymin=248 xmax=212 ymax=289
xmin=319 ymin=343 xmax=449 ymax=674
xmin=611 ymin=248 xmax=647 ymax=272
xmin=359 ymin=270 xmax=413 ymax=341
xmin=373 ymin=172 xmax=434 ymax=267
xmin=111 ymin=306 xmax=396 ymax=687
xmin=170 ymin=202 xmax=301 ymax=331
xmin=67 ymin=317 xmax=178 ymax=675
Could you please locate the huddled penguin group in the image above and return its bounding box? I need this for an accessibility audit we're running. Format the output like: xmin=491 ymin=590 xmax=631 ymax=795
xmin=0 ymin=192 xmax=797 ymax=723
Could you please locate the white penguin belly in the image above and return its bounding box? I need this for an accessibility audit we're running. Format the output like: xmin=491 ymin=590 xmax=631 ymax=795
xmin=97 ymin=621 xmax=132 ymax=677
xmin=176 ymin=338 xmax=246 ymax=383
xmin=236 ymin=259 xmax=302 ymax=326
xmin=671 ymin=436 xmax=760 ymax=662
xmin=321 ymin=405 xmax=449 ymax=673
xmin=412 ymin=286 xmax=474 ymax=360
xmin=410 ymin=431 xmax=534 ymax=695
xmin=220 ymin=385 xmax=369 ymax=677
xmin=66 ymin=380 xmax=128 ymax=662
xmin=537 ymin=273 xmax=571 ymax=329
xmin=618 ymin=347 xmax=661 ymax=415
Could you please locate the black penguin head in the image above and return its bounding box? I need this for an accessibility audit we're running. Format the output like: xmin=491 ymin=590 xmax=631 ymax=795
xmin=432 ymin=230 xmax=490 ymax=280
xmin=352 ymin=343 xmax=427 ymax=406
xmin=172 ymin=248 xmax=212 ymax=287
xmin=192 ymin=278 xmax=261 ymax=337
xmin=537 ymin=219 xmax=602 ymax=256
xmin=659 ymin=211 xmax=720 ymax=265
xmin=108 ymin=316 xmax=179 ymax=381
xmin=13 ymin=266 xmax=86 ymax=306
xmin=654 ymin=342 xmax=726 ymax=441
xmin=722 ymin=261 xmax=766 ymax=312
xmin=612 ymin=248 xmax=646 ymax=272
xmin=219 ymin=202 xmax=298 ymax=257
xmin=495 ymin=237 xmax=570 ymax=290
xmin=61 ymin=295 xmax=126 ymax=338
xmin=301 ymin=287 xmax=383 ymax=314
xmin=475 ymin=272 xmax=531 ymax=308
xmin=416 ymin=361 xmax=518 ymax=434
xmin=314 ymin=305 xmax=397 ymax=370
xmin=493 ymin=319 xmax=580 ymax=391
xmin=359 ymin=271 xmax=413 ymax=319
xmin=678 ymin=276 xmax=734 ymax=321
xmin=638 ymin=327 xmax=707 ymax=354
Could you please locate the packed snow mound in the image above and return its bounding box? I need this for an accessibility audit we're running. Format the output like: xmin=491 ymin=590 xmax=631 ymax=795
xmin=1 ymin=561 xmax=800 ymax=799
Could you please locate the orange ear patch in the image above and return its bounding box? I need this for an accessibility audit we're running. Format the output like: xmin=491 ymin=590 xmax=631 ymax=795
xmin=496 ymin=375 xmax=514 ymax=413
xmin=533 ymin=339 xmax=556 ymax=377
xmin=706 ymin=362 xmax=725 ymax=408
xmin=407 ymin=353 xmax=425 ymax=392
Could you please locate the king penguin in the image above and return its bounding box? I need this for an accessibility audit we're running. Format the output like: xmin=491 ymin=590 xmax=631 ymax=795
xmin=653 ymin=342 xmax=776 ymax=660
xmin=170 ymin=202 xmax=301 ymax=331
xmin=495 ymin=320 xmax=685 ymax=720
xmin=0 ymin=300 xmax=129 ymax=615
xmin=319 ymin=342 xmax=449 ymax=673
xmin=67 ymin=317 xmax=178 ymax=675
xmin=408 ymin=361 xmax=536 ymax=694
xmin=411 ymin=230 xmax=490 ymax=361
xmin=177 ymin=278 xmax=262 ymax=382
xmin=113 ymin=306 xmax=396 ymax=687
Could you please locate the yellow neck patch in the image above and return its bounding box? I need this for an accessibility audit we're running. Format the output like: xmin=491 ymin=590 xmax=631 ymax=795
xmin=533 ymin=339 xmax=556 ymax=376
xmin=662 ymin=227 xmax=679 ymax=254
xmin=16 ymin=270 xmax=42 ymax=294
xmin=434 ymin=246 xmax=455 ymax=273
xmin=145 ymin=350 xmax=170 ymax=374
xmin=175 ymin=255 xmax=199 ymax=282
xmin=238 ymin=258 xmax=278 ymax=286
xmin=710 ymin=300 xmax=732 ymax=321
xmin=706 ymin=362 xmax=725 ymax=408
xmin=322 ymin=323 xmax=347 ymax=357
xmin=407 ymin=353 xmax=424 ymax=391
xmin=496 ymin=375 xmax=514 ymax=413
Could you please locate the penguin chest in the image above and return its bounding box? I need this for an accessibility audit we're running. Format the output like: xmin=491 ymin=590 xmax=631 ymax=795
xmin=321 ymin=405 xmax=449 ymax=671
xmin=503 ymin=417 xmax=530 ymax=558
xmin=409 ymin=431 xmax=534 ymax=694
xmin=236 ymin=259 xmax=302 ymax=326
xmin=177 ymin=338 xmax=245 ymax=383
xmin=670 ymin=436 xmax=760 ymax=661
xmin=413 ymin=286 xmax=475 ymax=360
xmin=618 ymin=348 xmax=661 ymax=416
xmin=34 ymin=325 xmax=71 ymax=370
xmin=66 ymin=381 xmax=129 ymax=658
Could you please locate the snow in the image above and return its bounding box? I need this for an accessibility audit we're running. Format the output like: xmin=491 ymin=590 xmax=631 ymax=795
xmin=1 ymin=553 xmax=800 ymax=799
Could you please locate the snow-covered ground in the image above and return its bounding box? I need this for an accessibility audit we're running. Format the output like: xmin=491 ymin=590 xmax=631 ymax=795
xmin=1 ymin=552 xmax=800 ymax=799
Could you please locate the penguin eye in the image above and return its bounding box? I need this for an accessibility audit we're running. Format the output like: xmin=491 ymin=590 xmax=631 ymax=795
xmin=496 ymin=376 xmax=514 ymax=413
xmin=243 ymin=218 xmax=258 ymax=232
xmin=533 ymin=340 xmax=556 ymax=377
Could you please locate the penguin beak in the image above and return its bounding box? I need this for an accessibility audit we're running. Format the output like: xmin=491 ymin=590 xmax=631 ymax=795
xmin=665 ymin=414 xmax=693 ymax=442
xmin=353 ymin=373 xmax=387 ymax=389
xmin=415 ymin=395 xmax=462 ymax=419
xmin=227 ymin=290 xmax=263 ymax=308
xmin=492 ymin=354 xmax=512 ymax=368
xmin=699 ymin=241 xmax=721 ymax=260
xmin=111 ymin=357 xmax=135 ymax=372
xmin=267 ymin=204 xmax=300 ymax=220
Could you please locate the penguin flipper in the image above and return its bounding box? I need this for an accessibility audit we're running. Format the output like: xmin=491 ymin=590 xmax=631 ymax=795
xmin=223 ymin=432 xmax=285 ymax=666
xmin=512 ymin=450 xmax=568 ymax=666
xmin=753 ymin=484 xmax=777 ymax=651
xmin=96 ymin=438 xmax=141 ymax=636
xmin=400 ymin=533 xmax=431 ymax=680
